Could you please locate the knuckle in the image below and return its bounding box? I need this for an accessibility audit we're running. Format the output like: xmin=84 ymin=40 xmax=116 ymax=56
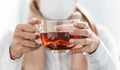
xmin=14 ymin=26 xmax=23 ymax=38
xmin=14 ymin=40 xmax=21 ymax=45
xmin=85 ymin=29 xmax=91 ymax=36
xmin=14 ymin=32 xmax=20 ymax=38
xmin=85 ymin=29 xmax=89 ymax=34
xmin=16 ymin=24 xmax=23 ymax=29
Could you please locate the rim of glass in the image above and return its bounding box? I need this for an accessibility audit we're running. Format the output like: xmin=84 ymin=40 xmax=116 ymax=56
xmin=41 ymin=19 xmax=80 ymax=22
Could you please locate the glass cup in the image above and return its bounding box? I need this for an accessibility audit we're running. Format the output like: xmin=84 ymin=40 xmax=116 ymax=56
xmin=37 ymin=19 xmax=81 ymax=53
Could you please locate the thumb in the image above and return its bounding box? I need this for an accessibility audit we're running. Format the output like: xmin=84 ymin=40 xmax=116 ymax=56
xmin=28 ymin=18 xmax=41 ymax=25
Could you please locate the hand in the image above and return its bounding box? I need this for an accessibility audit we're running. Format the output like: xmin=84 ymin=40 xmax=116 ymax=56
xmin=69 ymin=22 xmax=100 ymax=54
xmin=56 ymin=22 xmax=100 ymax=54
xmin=10 ymin=18 xmax=41 ymax=60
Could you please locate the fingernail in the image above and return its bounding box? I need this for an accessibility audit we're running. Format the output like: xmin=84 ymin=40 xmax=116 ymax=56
xmin=33 ymin=18 xmax=38 ymax=20
xmin=32 ymin=18 xmax=40 ymax=24
xmin=69 ymin=39 xmax=74 ymax=44
xmin=35 ymin=35 xmax=40 ymax=39
xmin=35 ymin=43 xmax=41 ymax=48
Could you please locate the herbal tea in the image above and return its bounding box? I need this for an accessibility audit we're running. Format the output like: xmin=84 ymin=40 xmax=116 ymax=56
xmin=40 ymin=32 xmax=80 ymax=50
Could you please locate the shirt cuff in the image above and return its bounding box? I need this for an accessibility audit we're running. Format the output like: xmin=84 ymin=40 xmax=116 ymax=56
xmin=1 ymin=45 xmax=23 ymax=70
xmin=85 ymin=40 xmax=110 ymax=67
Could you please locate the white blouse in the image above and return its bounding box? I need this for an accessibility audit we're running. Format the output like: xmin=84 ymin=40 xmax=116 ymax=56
xmin=0 ymin=25 xmax=120 ymax=70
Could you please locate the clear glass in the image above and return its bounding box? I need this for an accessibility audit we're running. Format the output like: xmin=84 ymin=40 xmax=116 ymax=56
xmin=37 ymin=19 xmax=80 ymax=53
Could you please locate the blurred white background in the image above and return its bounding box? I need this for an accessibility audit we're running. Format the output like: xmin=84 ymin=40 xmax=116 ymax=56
xmin=0 ymin=0 xmax=120 ymax=53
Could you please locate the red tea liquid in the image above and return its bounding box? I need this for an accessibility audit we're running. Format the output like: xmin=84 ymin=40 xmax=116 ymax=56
xmin=40 ymin=32 xmax=80 ymax=50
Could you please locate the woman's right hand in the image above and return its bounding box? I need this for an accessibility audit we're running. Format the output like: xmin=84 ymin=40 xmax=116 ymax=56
xmin=10 ymin=18 xmax=41 ymax=60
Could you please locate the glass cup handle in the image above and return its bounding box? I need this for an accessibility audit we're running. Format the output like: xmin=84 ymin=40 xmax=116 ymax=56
xmin=34 ymin=24 xmax=42 ymax=46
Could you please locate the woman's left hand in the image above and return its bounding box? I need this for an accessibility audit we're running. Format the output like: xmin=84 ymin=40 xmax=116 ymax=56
xmin=69 ymin=22 xmax=100 ymax=54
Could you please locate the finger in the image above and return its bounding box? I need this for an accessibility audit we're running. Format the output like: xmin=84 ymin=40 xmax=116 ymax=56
xmin=14 ymin=31 xmax=39 ymax=40
xmin=69 ymin=45 xmax=89 ymax=54
xmin=70 ymin=11 xmax=82 ymax=19
xmin=74 ymin=22 xmax=89 ymax=29
xmin=69 ymin=29 xmax=91 ymax=37
xmin=69 ymin=38 xmax=91 ymax=45
xmin=28 ymin=18 xmax=40 ymax=25
xmin=21 ymin=46 xmax=40 ymax=54
xmin=19 ymin=39 xmax=41 ymax=48
xmin=55 ymin=25 xmax=73 ymax=32
xmin=16 ymin=24 xmax=36 ymax=33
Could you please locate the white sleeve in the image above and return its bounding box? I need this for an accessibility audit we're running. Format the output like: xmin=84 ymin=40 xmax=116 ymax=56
xmin=0 ymin=30 xmax=23 ymax=70
xmin=86 ymin=41 xmax=119 ymax=70
xmin=85 ymin=26 xmax=120 ymax=70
